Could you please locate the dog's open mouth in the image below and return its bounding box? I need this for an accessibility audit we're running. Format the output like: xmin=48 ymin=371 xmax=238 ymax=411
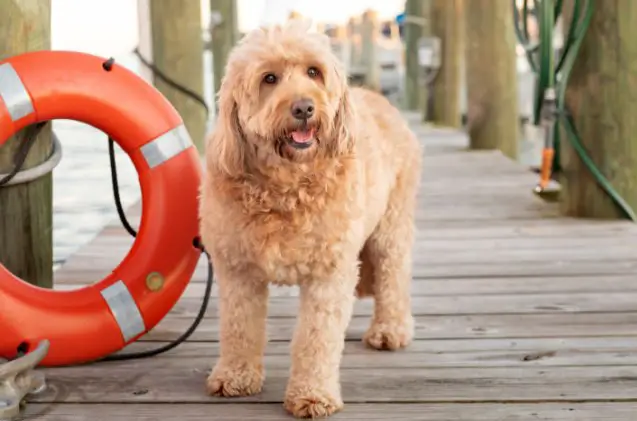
xmin=287 ymin=127 xmax=316 ymax=150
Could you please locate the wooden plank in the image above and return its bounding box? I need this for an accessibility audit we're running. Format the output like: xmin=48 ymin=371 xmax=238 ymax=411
xmin=142 ymin=312 xmax=637 ymax=342
xmin=98 ymin=218 xmax=637 ymax=238
xmin=22 ymin=402 xmax=637 ymax=420
xmin=31 ymin=364 xmax=637 ymax=403
xmin=162 ymin=292 xmax=637 ymax=318
xmin=163 ymin=292 xmax=637 ymax=318
xmin=53 ymin=244 xmax=637 ymax=266
xmin=60 ymin=236 xmax=637 ymax=258
xmin=72 ymin=229 xmax=637 ymax=248
xmin=56 ymin=274 xmax=637 ymax=297
xmin=54 ymin=258 xmax=637 ymax=283
xmin=52 ymin=244 xmax=637 ymax=280
xmin=56 ymin=223 xmax=637 ymax=256
xmin=75 ymin=208 xmax=562 ymax=227
xmin=77 ymin=201 xmax=560 ymax=224
xmin=118 ymin=337 xmax=637 ymax=368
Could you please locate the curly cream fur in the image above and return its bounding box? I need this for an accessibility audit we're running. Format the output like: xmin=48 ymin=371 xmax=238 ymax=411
xmin=199 ymin=20 xmax=422 ymax=419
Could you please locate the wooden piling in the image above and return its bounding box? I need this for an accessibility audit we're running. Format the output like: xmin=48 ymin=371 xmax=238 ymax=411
xmin=560 ymin=0 xmax=637 ymax=219
xmin=331 ymin=25 xmax=351 ymax=75
xmin=0 ymin=0 xmax=53 ymax=288
xmin=210 ymin=0 xmax=238 ymax=115
xmin=347 ymin=17 xmax=363 ymax=72
xmin=430 ymin=0 xmax=464 ymax=127
xmin=403 ymin=0 xmax=430 ymax=111
xmin=360 ymin=10 xmax=381 ymax=92
xmin=147 ymin=0 xmax=206 ymax=152
xmin=464 ymin=0 xmax=519 ymax=159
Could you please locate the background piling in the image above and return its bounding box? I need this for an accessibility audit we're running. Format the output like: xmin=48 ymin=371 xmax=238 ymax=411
xmin=403 ymin=0 xmax=430 ymax=112
xmin=360 ymin=9 xmax=381 ymax=92
xmin=210 ymin=0 xmax=239 ymax=115
xmin=464 ymin=0 xmax=519 ymax=159
xmin=146 ymin=0 xmax=207 ymax=152
xmin=430 ymin=0 xmax=463 ymax=127
xmin=560 ymin=0 xmax=637 ymax=219
xmin=0 ymin=0 xmax=54 ymax=288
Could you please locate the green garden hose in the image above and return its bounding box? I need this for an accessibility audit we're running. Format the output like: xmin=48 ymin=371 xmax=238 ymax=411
xmin=512 ymin=0 xmax=637 ymax=221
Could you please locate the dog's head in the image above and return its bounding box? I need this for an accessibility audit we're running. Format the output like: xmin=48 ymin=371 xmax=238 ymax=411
xmin=208 ymin=20 xmax=356 ymax=178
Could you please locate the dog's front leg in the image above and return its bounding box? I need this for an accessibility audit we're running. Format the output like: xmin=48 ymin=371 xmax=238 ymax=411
xmin=284 ymin=264 xmax=357 ymax=418
xmin=206 ymin=267 xmax=269 ymax=397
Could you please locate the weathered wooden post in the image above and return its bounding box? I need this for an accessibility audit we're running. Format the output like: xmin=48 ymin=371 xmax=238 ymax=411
xmin=560 ymin=1 xmax=637 ymax=219
xmin=464 ymin=0 xmax=519 ymax=159
xmin=403 ymin=0 xmax=429 ymax=111
xmin=0 ymin=0 xmax=53 ymax=288
xmin=143 ymin=0 xmax=206 ymax=152
xmin=430 ymin=0 xmax=464 ymax=127
xmin=330 ymin=25 xmax=351 ymax=75
xmin=347 ymin=17 xmax=363 ymax=75
xmin=360 ymin=9 xmax=381 ymax=92
xmin=210 ymin=0 xmax=238 ymax=115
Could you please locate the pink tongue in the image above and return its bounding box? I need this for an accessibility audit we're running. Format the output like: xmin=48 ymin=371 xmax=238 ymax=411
xmin=291 ymin=129 xmax=314 ymax=143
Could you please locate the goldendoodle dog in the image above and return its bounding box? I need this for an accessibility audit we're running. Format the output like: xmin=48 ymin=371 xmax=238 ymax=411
xmin=199 ymin=20 xmax=422 ymax=419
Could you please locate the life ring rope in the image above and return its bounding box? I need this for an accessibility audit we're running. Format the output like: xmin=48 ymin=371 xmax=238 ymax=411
xmin=99 ymin=52 xmax=215 ymax=361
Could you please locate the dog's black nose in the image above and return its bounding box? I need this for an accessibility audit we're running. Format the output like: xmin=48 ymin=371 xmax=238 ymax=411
xmin=290 ymin=98 xmax=315 ymax=120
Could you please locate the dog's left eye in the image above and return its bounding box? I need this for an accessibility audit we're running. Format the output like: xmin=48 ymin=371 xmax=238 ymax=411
xmin=263 ymin=73 xmax=277 ymax=84
xmin=307 ymin=67 xmax=320 ymax=78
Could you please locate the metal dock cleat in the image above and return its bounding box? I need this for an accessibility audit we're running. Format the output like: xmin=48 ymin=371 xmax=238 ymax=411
xmin=0 ymin=340 xmax=49 ymax=420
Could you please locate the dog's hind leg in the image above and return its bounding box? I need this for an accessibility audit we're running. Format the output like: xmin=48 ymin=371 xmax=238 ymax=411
xmin=362 ymin=159 xmax=419 ymax=351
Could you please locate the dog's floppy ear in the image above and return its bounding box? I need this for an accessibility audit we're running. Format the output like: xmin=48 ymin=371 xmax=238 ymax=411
xmin=327 ymin=66 xmax=356 ymax=157
xmin=207 ymin=85 xmax=245 ymax=178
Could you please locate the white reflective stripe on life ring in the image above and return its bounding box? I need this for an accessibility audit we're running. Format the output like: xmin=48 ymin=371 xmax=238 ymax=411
xmin=140 ymin=123 xmax=194 ymax=169
xmin=0 ymin=63 xmax=34 ymax=122
xmin=100 ymin=280 xmax=147 ymax=343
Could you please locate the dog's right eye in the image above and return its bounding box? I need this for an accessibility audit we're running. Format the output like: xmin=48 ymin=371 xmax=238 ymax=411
xmin=263 ymin=73 xmax=277 ymax=84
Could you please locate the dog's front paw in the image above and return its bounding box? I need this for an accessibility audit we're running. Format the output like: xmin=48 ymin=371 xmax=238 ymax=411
xmin=363 ymin=315 xmax=414 ymax=351
xmin=206 ymin=360 xmax=264 ymax=397
xmin=284 ymin=385 xmax=344 ymax=419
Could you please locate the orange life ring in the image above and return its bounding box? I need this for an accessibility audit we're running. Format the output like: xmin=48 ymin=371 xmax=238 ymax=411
xmin=0 ymin=50 xmax=202 ymax=367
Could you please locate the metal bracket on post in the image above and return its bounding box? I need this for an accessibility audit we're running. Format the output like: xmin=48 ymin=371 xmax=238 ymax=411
xmin=0 ymin=340 xmax=49 ymax=421
xmin=417 ymin=36 xmax=441 ymax=86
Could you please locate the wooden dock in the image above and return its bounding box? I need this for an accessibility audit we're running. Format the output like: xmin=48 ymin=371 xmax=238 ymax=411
xmin=24 ymin=112 xmax=637 ymax=420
